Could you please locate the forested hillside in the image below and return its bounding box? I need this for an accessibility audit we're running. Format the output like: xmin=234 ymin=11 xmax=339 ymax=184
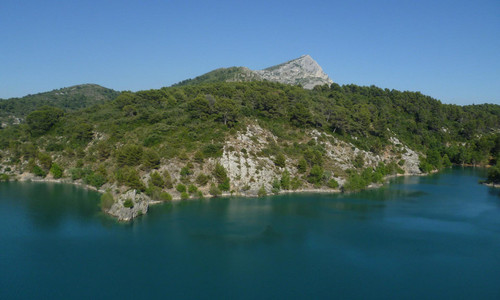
xmin=0 ymin=84 xmax=120 ymax=126
xmin=0 ymin=81 xmax=498 ymax=220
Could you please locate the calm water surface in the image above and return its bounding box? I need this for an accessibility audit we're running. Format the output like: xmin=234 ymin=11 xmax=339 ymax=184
xmin=1 ymin=167 xmax=499 ymax=299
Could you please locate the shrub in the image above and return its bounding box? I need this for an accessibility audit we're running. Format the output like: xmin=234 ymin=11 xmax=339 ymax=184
xmin=274 ymin=153 xmax=286 ymax=168
xmin=442 ymin=154 xmax=452 ymax=168
xmin=209 ymin=183 xmax=221 ymax=197
xmin=180 ymin=192 xmax=189 ymax=200
xmin=280 ymin=170 xmax=291 ymax=190
xmin=0 ymin=174 xmax=9 ymax=181
xmin=50 ymin=163 xmax=63 ymax=179
xmin=32 ymin=165 xmax=46 ymax=177
xmin=202 ymin=143 xmax=223 ymax=158
xmin=143 ymin=149 xmax=161 ymax=169
xmin=419 ymin=161 xmax=433 ymax=174
xmin=70 ymin=167 xmax=92 ymax=180
xmin=194 ymin=151 xmax=204 ymax=164
xmin=163 ymin=170 xmax=173 ymax=188
xmin=176 ymin=184 xmax=186 ymax=193
xmin=196 ymin=173 xmax=210 ymax=186
xmin=145 ymin=185 xmax=162 ymax=199
xmin=213 ymin=163 xmax=228 ymax=183
xmin=307 ymin=165 xmax=324 ymax=186
xmin=258 ymin=185 xmax=267 ymax=197
xmin=149 ymin=171 xmax=165 ymax=188
xmin=100 ymin=191 xmax=115 ymax=211
xmin=343 ymin=172 xmax=369 ymax=192
xmin=160 ymin=192 xmax=173 ymax=201
xmin=123 ymin=198 xmax=134 ymax=208
xmin=218 ymin=177 xmax=230 ymax=191
xmin=116 ymin=144 xmax=143 ymax=166
xmin=327 ymin=178 xmax=339 ymax=189
xmin=297 ymin=158 xmax=307 ymax=173
xmin=353 ymin=153 xmax=364 ymax=168
xmin=115 ymin=167 xmax=145 ymax=191
xmin=486 ymin=163 xmax=500 ymax=184
xmin=188 ymin=184 xmax=198 ymax=194
xmin=84 ymin=173 xmax=107 ymax=188
xmin=291 ymin=177 xmax=302 ymax=190
xmin=271 ymin=178 xmax=281 ymax=194
xmin=38 ymin=153 xmax=52 ymax=170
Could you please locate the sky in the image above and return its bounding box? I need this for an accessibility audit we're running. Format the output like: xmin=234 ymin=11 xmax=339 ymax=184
xmin=0 ymin=0 xmax=499 ymax=105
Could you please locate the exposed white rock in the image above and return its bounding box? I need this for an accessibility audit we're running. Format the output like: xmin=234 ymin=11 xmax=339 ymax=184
xmin=255 ymin=55 xmax=333 ymax=89
xmin=107 ymin=189 xmax=149 ymax=222
xmin=389 ymin=136 xmax=421 ymax=174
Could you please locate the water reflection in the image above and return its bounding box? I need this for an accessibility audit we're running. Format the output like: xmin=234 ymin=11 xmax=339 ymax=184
xmin=0 ymin=181 xmax=101 ymax=230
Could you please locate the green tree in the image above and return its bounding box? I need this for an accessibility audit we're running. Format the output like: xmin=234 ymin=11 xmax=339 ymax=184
xmin=308 ymin=165 xmax=324 ymax=186
xmin=26 ymin=106 xmax=64 ymax=136
xmin=280 ymin=170 xmax=291 ymax=190
xmin=116 ymin=144 xmax=144 ymax=166
xmin=149 ymin=171 xmax=165 ymax=188
xmin=213 ymin=163 xmax=228 ymax=184
xmin=143 ymin=149 xmax=161 ymax=169
xmin=486 ymin=162 xmax=500 ymax=184
xmin=274 ymin=153 xmax=286 ymax=168
xmin=214 ymin=97 xmax=238 ymax=126
xmin=258 ymin=185 xmax=267 ymax=197
xmin=38 ymin=153 xmax=52 ymax=170
xmin=297 ymin=158 xmax=307 ymax=173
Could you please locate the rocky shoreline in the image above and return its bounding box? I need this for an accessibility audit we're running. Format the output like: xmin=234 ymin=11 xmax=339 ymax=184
xmin=1 ymin=168 xmax=434 ymax=222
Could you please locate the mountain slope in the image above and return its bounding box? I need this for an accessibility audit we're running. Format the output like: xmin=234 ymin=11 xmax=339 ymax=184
xmin=0 ymin=80 xmax=499 ymax=221
xmin=0 ymin=84 xmax=120 ymax=126
xmin=173 ymin=55 xmax=333 ymax=89
xmin=256 ymin=55 xmax=333 ymax=89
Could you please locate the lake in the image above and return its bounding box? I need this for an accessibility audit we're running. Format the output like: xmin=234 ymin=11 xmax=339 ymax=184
xmin=1 ymin=167 xmax=499 ymax=299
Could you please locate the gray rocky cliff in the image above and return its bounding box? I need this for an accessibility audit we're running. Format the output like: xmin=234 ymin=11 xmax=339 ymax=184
xmin=255 ymin=55 xmax=333 ymax=89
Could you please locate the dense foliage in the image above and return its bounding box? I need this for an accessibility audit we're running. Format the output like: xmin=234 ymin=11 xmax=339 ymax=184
xmin=0 ymin=80 xmax=498 ymax=194
xmin=0 ymin=84 xmax=119 ymax=125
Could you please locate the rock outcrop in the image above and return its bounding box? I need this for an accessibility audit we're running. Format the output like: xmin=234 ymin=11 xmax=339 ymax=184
xmin=256 ymin=55 xmax=333 ymax=89
xmin=174 ymin=55 xmax=333 ymax=90
xmin=107 ymin=189 xmax=149 ymax=222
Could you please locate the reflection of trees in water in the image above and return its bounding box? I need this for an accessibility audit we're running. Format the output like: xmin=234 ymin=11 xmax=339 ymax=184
xmin=5 ymin=182 xmax=100 ymax=229
xmin=488 ymin=188 xmax=500 ymax=202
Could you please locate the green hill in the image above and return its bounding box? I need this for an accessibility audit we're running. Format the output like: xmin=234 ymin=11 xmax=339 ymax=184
xmin=173 ymin=67 xmax=262 ymax=87
xmin=0 ymin=84 xmax=120 ymax=126
xmin=0 ymin=80 xmax=498 ymax=221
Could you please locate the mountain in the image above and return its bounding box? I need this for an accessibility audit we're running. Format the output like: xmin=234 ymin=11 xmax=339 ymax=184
xmin=0 ymin=61 xmax=499 ymax=222
xmin=0 ymin=84 xmax=120 ymax=126
xmin=174 ymin=55 xmax=333 ymax=89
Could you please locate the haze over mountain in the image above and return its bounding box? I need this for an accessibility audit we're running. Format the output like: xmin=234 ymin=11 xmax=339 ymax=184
xmin=174 ymin=55 xmax=333 ymax=89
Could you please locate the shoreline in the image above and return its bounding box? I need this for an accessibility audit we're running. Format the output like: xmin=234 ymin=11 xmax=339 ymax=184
xmin=482 ymin=182 xmax=500 ymax=188
xmin=1 ymin=168 xmax=456 ymax=221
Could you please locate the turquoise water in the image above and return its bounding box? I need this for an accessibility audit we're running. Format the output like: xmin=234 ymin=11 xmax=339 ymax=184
xmin=1 ymin=167 xmax=500 ymax=299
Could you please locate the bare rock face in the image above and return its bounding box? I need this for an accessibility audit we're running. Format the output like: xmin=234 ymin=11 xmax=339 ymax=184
xmin=107 ymin=189 xmax=149 ymax=222
xmin=174 ymin=55 xmax=333 ymax=90
xmin=255 ymin=55 xmax=333 ymax=89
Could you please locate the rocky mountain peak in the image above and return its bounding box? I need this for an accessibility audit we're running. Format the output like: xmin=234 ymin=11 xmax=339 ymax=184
xmin=256 ymin=54 xmax=333 ymax=89
xmin=173 ymin=54 xmax=333 ymax=89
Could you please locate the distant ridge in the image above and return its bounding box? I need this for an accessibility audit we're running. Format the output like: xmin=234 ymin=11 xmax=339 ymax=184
xmin=173 ymin=55 xmax=333 ymax=89
xmin=0 ymin=84 xmax=120 ymax=125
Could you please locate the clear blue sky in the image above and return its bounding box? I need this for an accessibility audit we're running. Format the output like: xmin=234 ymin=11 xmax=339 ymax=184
xmin=1 ymin=0 xmax=499 ymax=105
